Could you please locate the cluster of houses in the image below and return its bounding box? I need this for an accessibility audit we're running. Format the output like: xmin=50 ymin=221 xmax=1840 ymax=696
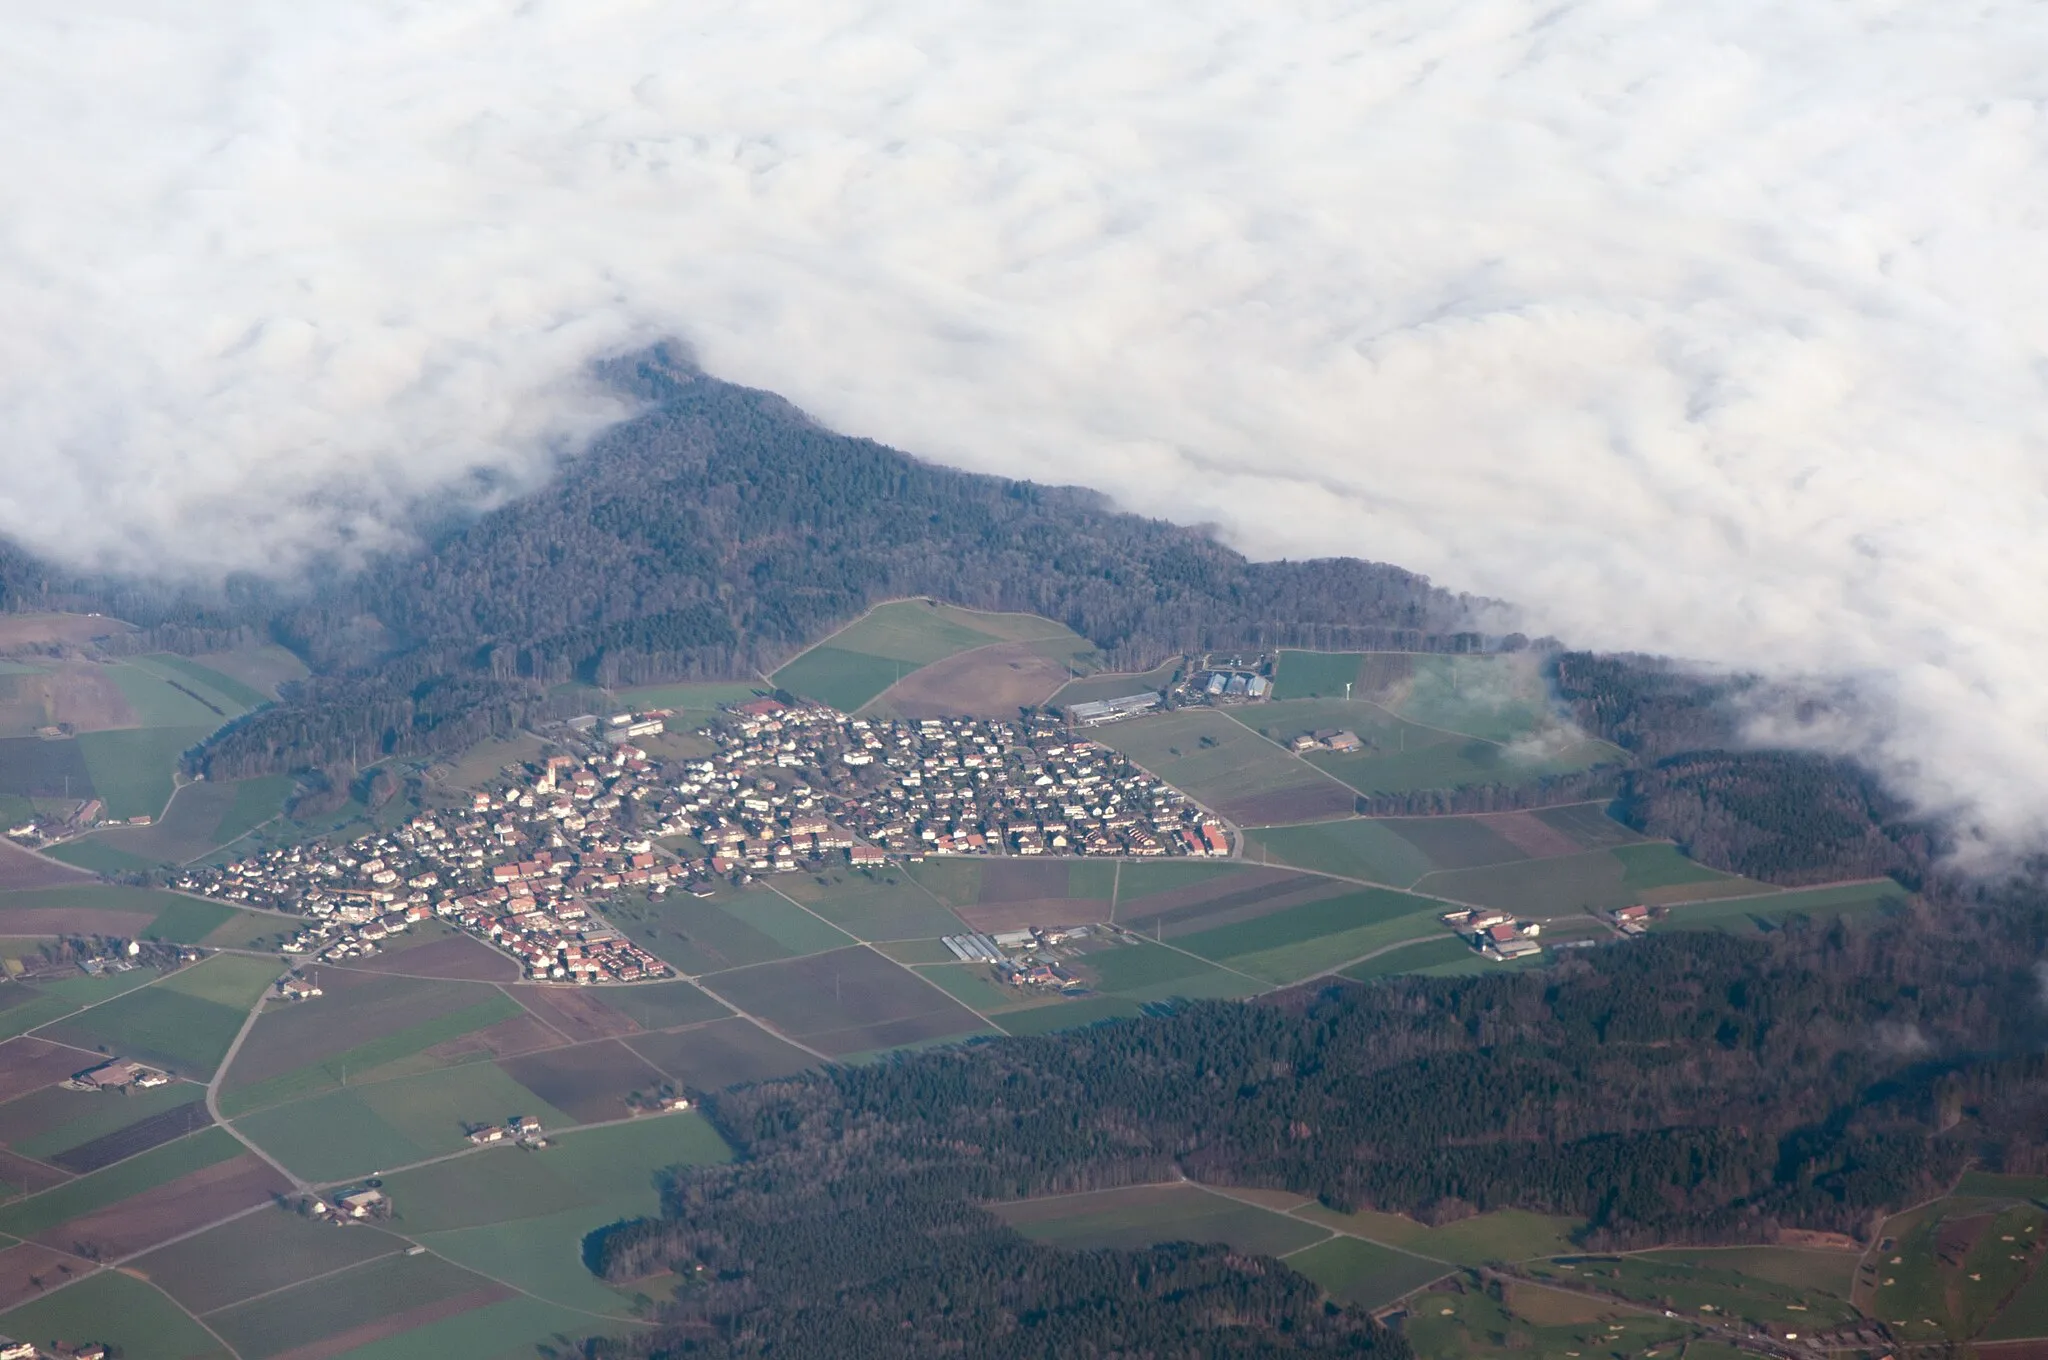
xmin=691 ymin=701 xmax=1230 ymax=864
xmin=173 ymin=696 xmax=1230 ymax=987
xmin=176 ymin=742 xmax=681 ymax=984
xmin=1441 ymin=907 xmax=1543 ymax=960
xmin=942 ymin=927 xmax=1089 ymax=991
xmin=0 ymin=1340 xmax=107 ymax=1360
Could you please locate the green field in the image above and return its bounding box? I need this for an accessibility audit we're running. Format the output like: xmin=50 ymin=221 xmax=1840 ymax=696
xmin=233 ymin=1062 xmax=577 ymax=1182
xmin=1110 ymin=860 xmax=1250 ymax=901
xmin=1082 ymin=939 xmax=1260 ymax=1001
xmin=771 ymin=600 xmax=1017 ymax=711
xmin=207 ymin=1249 xmax=507 ymax=1358
xmin=1088 ymin=709 xmax=1345 ymax=813
xmin=1285 ymin=1235 xmax=1452 ymax=1307
xmin=378 ymin=1110 xmax=732 ymax=1233
xmin=221 ymin=993 xmax=528 ymax=1117
xmin=133 ymin=1205 xmax=404 ymax=1314
xmin=1404 ymin=1283 xmax=1696 ymax=1360
xmin=773 ymin=871 xmax=969 ymax=940
xmin=607 ymin=680 xmax=772 ymax=717
xmin=1341 ymin=934 xmax=1480 ymax=979
xmin=130 ymin=653 xmax=274 ymax=712
xmin=605 ymin=886 xmax=855 ymax=975
xmin=0 ymin=968 xmax=166 ymax=1042
xmin=1309 ymin=735 xmax=1618 ymax=800
xmin=0 ymin=1080 xmax=204 ymax=1162
xmin=1654 ymin=879 xmax=1911 ymax=933
xmin=39 ymin=983 xmax=248 ymax=1078
xmin=994 ymin=1183 xmax=1330 ymax=1257
xmin=1417 ymin=844 xmax=1758 ymax=919
xmin=1296 ymin=1206 xmax=1585 ymax=1266
xmin=1052 ymin=661 xmax=1180 ymax=707
xmin=74 ymin=726 xmax=215 ymax=821
xmin=1243 ymin=819 xmax=1440 ymax=885
xmin=0 ymin=1268 xmax=229 ymax=1360
xmin=0 ymin=1125 xmax=243 ymax=1238
xmin=1174 ymin=887 xmax=1452 ymax=984
xmin=1382 ymin=654 xmax=1558 ymax=744
xmin=106 ymin=660 xmax=245 ymax=728
xmin=1531 ymin=803 xmax=1646 ymax=847
xmin=1272 ymin=651 xmax=1376 ymax=699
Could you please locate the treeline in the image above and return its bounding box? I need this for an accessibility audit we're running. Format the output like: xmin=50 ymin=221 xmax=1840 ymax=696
xmin=585 ymin=904 xmax=2045 ymax=1355
xmin=1350 ymin=765 xmax=1625 ymax=817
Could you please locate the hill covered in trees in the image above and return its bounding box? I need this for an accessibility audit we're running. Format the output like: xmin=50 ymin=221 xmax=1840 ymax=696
xmin=585 ymin=895 xmax=2047 ymax=1357
xmin=0 ymin=349 xmax=1933 ymax=886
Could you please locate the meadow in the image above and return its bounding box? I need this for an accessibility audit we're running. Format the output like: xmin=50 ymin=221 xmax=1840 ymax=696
xmin=605 ymin=883 xmax=855 ymax=974
xmin=703 ymin=945 xmax=994 ymax=1057
xmin=1087 ymin=709 xmax=1356 ymax=824
xmin=770 ymin=600 xmax=1029 ymax=712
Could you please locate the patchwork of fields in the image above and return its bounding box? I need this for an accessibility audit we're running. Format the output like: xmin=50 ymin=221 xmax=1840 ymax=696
xmin=0 ymin=637 xmax=1951 ymax=1354
xmin=771 ymin=599 xmax=1102 ymax=715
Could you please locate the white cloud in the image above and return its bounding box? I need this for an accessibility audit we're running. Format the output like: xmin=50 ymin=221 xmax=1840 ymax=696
xmin=4 ymin=0 xmax=2047 ymax=847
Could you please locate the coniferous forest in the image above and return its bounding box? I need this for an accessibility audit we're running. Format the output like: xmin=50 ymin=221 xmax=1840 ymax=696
xmin=583 ymin=893 xmax=2048 ymax=1358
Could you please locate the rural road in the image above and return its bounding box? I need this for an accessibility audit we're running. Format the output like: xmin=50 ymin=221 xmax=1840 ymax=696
xmin=208 ymin=984 xmax=310 ymax=1192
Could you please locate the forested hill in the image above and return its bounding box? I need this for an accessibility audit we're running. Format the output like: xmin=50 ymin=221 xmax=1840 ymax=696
xmin=585 ymin=897 xmax=2048 ymax=1358
xmin=0 ymin=346 xmax=1474 ymax=777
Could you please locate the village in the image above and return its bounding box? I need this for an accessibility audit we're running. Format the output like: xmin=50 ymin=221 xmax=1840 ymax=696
xmin=172 ymin=697 xmax=1232 ymax=985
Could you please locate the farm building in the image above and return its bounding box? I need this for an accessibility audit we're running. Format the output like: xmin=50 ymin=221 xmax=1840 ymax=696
xmin=1064 ymin=693 xmax=1162 ymax=725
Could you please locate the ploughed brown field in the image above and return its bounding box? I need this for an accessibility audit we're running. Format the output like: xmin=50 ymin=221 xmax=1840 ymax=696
xmin=48 ymin=1099 xmax=212 ymax=1174
xmin=345 ymin=934 xmax=519 ymax=982
xmin=0 ymin=842 xmax=92 ymax=892
xmin=868 ymin=642 xmax=1075 ymax=717
xmin=417 ymin=1012 xmax=562 ymax=1063
xmin=956 ymin=897 xmax=1106 ymax=932
xmin=1117 ymin=871 xmax=1346 ymax=939
xmin=1470 ymin=810 xmax=1590 ymax=859
xmin=510 ymin=985 xmax=644 ymax=1042
xmin=706 ymin=946 xmax=989 ymax=1057
xmin=35 ymin=1153 xmax=290 ymax=1258
xmin=1214 ymin=783 xmax=1359 ymax=827
xmin=498 ymin=1039 xmax=667 ymax=1123
xmin=267 ymin=1284 xmax=515 ymax=1360
xmin=0 ymin=1242 xmax=86 ymax=1310
xmin=0 ymin=1039 xmax=98 ymax=1106
xmin=624 ymin=1016 xmax=818 ymax=1089
xmin=0 ymin=1151 xmax=72 ymax=1197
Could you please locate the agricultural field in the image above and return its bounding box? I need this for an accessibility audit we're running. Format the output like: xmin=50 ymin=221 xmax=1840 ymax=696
xmin=1051 ymin=659 xmax=1180 ymax=707
xmin=0 ymin=1268 xmax=230 ymax=1360
xmin=703 ymin=944 xmax=994 ymax=1057
xmin=0 ymin=884 xmax=285 ymax=950
xmin=1415 ymin=843 xmax=1770 ymax=920
xmin=1868 ymin=1194 xmax=2048 ymax=1344
xmin=1294 ymin=1206 xmax=1587 ymax=1267
xmin=624 ymin=1014 xmax=822 ymax=1088
xmin=1653 ymin=878 xmax=1914 ymax=933
xmin=40 ymin=953 xmax=280 ymax=1079
xmin=0 ymin=842 xmax=90 ymax=894
xmin=1340 ymin=934 xmax=1479 ymax=979
xmin=1087 ymin=708 xmax=1357 ymax=825
xmin=774 ymin=868 xmax=971 ymax=940
xmin=993 ymin=1182 xmax=1330 ymax=1257
xmin=866 ymin=619 xmax=1102 ymax=718
xmin=1286 ymin=1236 xmax=1456 ymax=1308
xmin=74 ymin=727 xmax=214 ymax=821
xmin=1069 ymin=937 xmax=1261 ymax=1002
xmin=51 ymin=773 xmax=295 ymax=868
xmin=1402 ymin=1278 xmax=1698 ymax=1360
xmin=131 ymin=1205 xmax=402 ymax=1314
xmin=771 ymin=600 xmax=1081 ymax=713
xmin=604 ymin=882 xmax=855 ymax=974
xmin=219 ymin=973 xmax=534 ymax=1116
xmin=906 ymin=856 xmax=1116 ymax=932
xmin=0 ymin=1078 xmax=210 ymax=1174
xmin=1165 ymin=885 xmax=1455 ymax=985
xmin=231 ymin=1060 xmax=579 ymax=1182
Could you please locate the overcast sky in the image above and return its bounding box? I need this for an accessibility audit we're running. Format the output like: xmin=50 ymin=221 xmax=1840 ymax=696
xmin=5 ymin=0 xmax=2047 ymax=851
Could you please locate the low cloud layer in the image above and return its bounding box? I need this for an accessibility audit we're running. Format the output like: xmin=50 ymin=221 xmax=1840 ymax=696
xmin=5 ymin=1 xmax=2047 ymax=849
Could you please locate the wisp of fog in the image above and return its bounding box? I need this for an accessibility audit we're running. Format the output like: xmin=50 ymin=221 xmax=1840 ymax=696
xmin=4 ymin=0 xmax=2046 ymax=849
